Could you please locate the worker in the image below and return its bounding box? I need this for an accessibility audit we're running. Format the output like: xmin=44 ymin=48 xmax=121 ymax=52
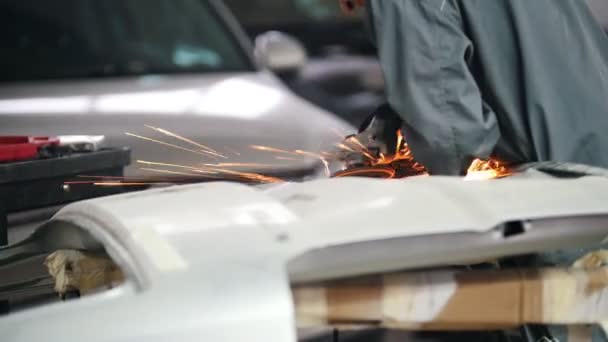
xmin=339 ymin=0 xmax=608 ymax=175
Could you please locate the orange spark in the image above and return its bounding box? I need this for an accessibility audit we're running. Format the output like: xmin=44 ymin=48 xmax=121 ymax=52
xmin=465 ymin=159 xmax=512 ymax=181
xmin=294 ymin=150 xmax=324 ymax=159
xmin=71 ymin=164 xmax=284 ymax=186
xmin=250 ymin=144 xmax=332 ymax=177
xmin=65 ymin=180 xmax=170 ymax=186
xmin=126 ymin=133 xmax=221 ymax=159
xmin=137 ymin=160 xmax=217 ymax=174
xmin=395 ymin=129 xmax=404 ymax=155
xmin=250 ymin=145 xmax=330 ymax=173
xmin=334 ymin=167 xmax=396 ymax=179
xmin=250 ymin=145 xmax=298 ymax=155
xmin=370 ymin=130 xmax=428 ymax=175
xmin=198 ymin=150 xmax=228 ymax=159
xmin=344 ymin=136 xmax=376 ymax=160
xmin=64 ymin=181 xmax=106 ymax=185
xmin=206 ymin=167 xmax=283 ymax=183
xmin=345 ymin=136 xmax=368 ymax=150
xmin=203 ymin=163 xmax=281 ymax=169
xmin=337 ymin=143 xmax=355 ymax=152
xmin=93 ymin=182 xmax=158 ymax=187
xmin=145 ymin=125 xmax=224 ymax=158
xmin=76 ymin=175 xmax=129 ymax=180
xmin=69 ymin=175 xmax=176 ymax=183
xmin=139 ymin=168 xmax=219 ymax=179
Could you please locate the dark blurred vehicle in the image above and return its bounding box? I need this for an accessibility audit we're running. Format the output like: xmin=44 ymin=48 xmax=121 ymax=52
xmin=224 ymin=0 xmax=385 ymax=126
xmin=0 ymin=0 xmax=354 ymax=179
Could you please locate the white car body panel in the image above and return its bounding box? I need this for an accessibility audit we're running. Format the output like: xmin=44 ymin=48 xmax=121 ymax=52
xmin=3 ymin=176 xmax=608 ymax=341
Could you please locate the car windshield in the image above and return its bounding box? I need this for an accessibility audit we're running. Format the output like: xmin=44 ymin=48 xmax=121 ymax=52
xmin=225 ymin=0 xmax=373 ymax=56
xmin=225 ymin=0 xmax=358 ymax=26
xmin=0 ymin=0 xmax=252 ymax=82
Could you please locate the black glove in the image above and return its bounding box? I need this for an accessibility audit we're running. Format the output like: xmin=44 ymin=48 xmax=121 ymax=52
xmin=350 ymin=103 xmax=403 ymax=157
xmin=334 ymin=104 xmax=429 ymax=178
xmin=336 ymin=103 xmax=403 ymax=169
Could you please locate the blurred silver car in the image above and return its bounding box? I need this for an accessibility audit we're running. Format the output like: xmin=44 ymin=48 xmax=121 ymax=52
xmin=0 ymin=0 xmax=354 ymax=179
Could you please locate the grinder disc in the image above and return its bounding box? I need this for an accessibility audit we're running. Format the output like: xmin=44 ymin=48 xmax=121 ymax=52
xmin=332 ymin=166 xmax=396 ymax=179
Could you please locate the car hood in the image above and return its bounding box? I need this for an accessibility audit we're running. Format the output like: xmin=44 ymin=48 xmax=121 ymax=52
xmin=0 ymin=71 xmax=354 ymax=178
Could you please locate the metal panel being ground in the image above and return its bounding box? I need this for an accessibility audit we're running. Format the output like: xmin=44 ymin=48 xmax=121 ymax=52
xmin=4 ymin=175 xmax=608 ymax=342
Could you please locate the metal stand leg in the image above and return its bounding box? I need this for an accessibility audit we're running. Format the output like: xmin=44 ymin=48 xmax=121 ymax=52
xmin=0 ymin=208 xmax=7 ymax=246
xmin=0 ymin=201 xmax=7 ymax=314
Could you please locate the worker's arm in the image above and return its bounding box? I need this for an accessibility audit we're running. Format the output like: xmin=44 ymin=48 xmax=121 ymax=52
xmin=369 ymin=0 xmax=500 ymax=175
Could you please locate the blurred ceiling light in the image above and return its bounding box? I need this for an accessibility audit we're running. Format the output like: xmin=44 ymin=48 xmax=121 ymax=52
xmin=0 ymin=96 xmax=90 ymax=114
xmin=0 ymin=78 xmax=283 ymax=118
xmin=94 ymin=89 xmax=200 ymax=114
xmin=195 ymin=78 xmax=283 ymax=119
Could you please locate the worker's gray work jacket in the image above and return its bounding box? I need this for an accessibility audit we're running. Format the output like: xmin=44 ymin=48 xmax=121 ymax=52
xmin=368 ymin=0 xmax=608 ymax=175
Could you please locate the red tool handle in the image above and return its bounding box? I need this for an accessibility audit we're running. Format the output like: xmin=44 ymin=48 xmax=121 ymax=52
xmin=0 ymin=136 xmax=60 ymax=162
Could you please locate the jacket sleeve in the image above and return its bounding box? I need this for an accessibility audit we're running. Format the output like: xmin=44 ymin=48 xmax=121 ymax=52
xmin=369 ymin=0 xmax=500 ymax=175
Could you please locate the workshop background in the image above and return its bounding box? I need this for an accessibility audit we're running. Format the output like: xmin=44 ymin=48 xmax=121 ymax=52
xmin=0 ymin=1 xmax=607 ymax=342
xmin=1 ymin=0 xmax=607 ymax=278
xmin=1 ymin=0 xmax=607 ymax=279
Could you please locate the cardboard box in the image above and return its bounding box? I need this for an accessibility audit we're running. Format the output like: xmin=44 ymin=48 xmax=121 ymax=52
xmin=293 ymin=266 xmax=608 ymax=330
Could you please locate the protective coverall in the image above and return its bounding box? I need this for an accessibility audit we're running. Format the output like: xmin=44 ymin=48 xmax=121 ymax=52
xmin=366 ymin=0 xmax=608 ymax=175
